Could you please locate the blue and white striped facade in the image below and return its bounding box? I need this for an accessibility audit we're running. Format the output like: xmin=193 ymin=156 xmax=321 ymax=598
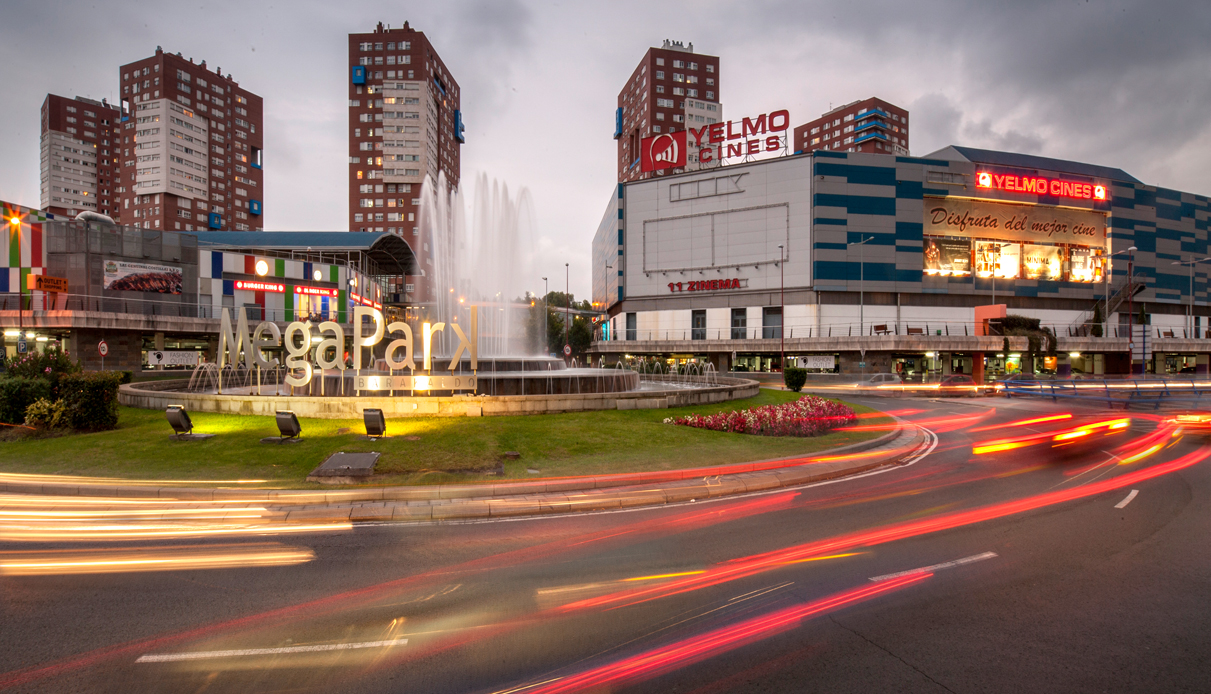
xmin=592 ymin=145 xmax=1211 ymax=373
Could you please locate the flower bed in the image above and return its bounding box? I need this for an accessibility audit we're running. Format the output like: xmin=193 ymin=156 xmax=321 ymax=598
xmin=665 ymin=395 xmax=856 ymax=437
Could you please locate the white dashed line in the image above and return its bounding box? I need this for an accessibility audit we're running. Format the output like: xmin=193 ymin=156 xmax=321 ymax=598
xmin=136 ymin=638 xmax=408 ymax=663
xmin=869 ymin=551 xmax=999 ymax=582
xmin=1115 ymin=489 xmax=1140 ymax=509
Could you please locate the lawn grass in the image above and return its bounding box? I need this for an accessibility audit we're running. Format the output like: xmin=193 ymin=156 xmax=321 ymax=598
xmin=0 ymin=390 xmax=891 ymax=487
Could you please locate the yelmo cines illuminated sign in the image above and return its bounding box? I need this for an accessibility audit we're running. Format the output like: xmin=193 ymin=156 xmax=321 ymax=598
xmin=216 ymin=306 xmax=478 ymax=389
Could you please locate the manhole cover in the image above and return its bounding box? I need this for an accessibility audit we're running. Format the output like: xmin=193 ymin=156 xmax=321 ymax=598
xmin=308 ymin=452 xmax=380 ymax=479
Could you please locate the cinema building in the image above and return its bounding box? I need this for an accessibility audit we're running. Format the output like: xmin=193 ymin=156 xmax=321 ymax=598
xmin=590 ymin=145 xmax=1211 ymax=378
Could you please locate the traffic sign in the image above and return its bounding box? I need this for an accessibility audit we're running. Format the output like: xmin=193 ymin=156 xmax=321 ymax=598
xmin=98 ymin=340 xmax=109 ymax=357
xmin=16 ymin=340 xmax=28 ymax=354
xmin=563 ymin=344 xmax=572 ymax=356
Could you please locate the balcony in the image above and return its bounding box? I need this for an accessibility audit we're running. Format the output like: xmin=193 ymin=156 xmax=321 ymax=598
xmin=853 ymin=120 xmax=888 ymax=134
xmin=855 ymin=108 xmax=890 ymax=122
xmin=854 ymin=131 xmax=889 ymax=145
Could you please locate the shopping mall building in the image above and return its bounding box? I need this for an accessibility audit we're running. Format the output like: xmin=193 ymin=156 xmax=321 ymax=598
xmin=590 ymin=145 xmax=1211 ymax=378
xmin=1 ymin=199 xmax=412 ymax=372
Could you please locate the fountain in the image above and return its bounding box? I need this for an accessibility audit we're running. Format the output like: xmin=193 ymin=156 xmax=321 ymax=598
xmin=118 ymin=173 xmax=760 ymax=417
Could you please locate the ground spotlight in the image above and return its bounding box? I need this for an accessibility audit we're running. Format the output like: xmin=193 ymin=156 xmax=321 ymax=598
xmin=363 ymin=408 xmax=387 ymax=439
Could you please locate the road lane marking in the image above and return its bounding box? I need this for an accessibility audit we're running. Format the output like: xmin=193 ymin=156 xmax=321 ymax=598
xmin=135 ymin=638 xmax=408 ymax=663
xmin=869 ymin=551 xmax=998 ymax=582
xmin=1115 ymin=489 xmax=1140 ymax=509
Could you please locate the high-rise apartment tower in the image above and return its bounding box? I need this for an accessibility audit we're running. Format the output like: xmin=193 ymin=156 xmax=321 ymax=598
xmin=347 ymin=21 xmax=464 ymax=304
xmin=615 ymin=40 xmax=722 ymax=183
xmin=117 ymin=47 xmax=264 ymax=231
xmin=792 ymin=97 xmax=909 ymax=156
xmin=40 ymin=94 xmax=121 ymax=219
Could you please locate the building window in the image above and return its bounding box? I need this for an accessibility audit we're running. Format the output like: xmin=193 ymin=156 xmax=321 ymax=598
xmin=692 ymin=310 xmax=706 ymax=340
xmin=762 ymin=307 xmax=782 ymax=339
xmin=731 ymin=309 xmax=747 ymax=340
xmin=626 ymin=313 xmax=637 ymax=341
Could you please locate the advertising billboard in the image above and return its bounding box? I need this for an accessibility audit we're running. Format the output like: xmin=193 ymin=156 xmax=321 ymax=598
xmin=103 ymin=261 xmax=183 ymax=294
xmin=1022 ymin=244 xmax=1065 ymax=281
xmin=923 ymin=236 xmax=972 ymax=276
xmin=925 ymin=198 xmax=1106 ymax=246
xmin=1068 ymin=246 xmax=1104 ymax=283
xmin=974 ymin=241 xmax=1021 ymax=279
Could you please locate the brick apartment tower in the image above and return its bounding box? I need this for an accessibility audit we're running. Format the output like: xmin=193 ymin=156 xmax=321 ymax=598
xmin=615 ymin=40 xmax=722 ymax=183
xmin=792 ymin=97 xmax=909 ymax=156
xmin=117 ymin=47 xmax=264 ymax=231
xmin=348 ymin=21 xmax=463 ymax=304
xmin=40 ymin=95 xmax=121 ymax=219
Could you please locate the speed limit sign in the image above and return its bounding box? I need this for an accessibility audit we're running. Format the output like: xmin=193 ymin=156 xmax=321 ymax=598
xmin=563 ymin=344 xmax=571 ymax=356
xmin=98 ymin=340 xmax=109 ymax=357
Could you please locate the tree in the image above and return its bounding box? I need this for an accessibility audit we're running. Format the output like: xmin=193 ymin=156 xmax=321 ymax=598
xmin=1091 ymin=303 xmax=1104 ymax=338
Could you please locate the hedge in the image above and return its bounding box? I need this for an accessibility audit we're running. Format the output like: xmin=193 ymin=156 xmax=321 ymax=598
xmin=0 ymin=377 xmax=53 ymax=424
xmin=783 ymin=367 xmax=807 ymax=393
xmin=58 ymin=371 xmax=124 ymax=431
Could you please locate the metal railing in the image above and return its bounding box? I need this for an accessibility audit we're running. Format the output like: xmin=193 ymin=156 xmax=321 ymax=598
xmin=596 ymin=319 xmax=1211 ymax=343
xmin=1000 ymin=376 xmax=1211 ymax=410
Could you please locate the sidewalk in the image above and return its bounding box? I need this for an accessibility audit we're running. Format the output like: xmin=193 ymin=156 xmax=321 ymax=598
xmin=0 ymin=421 xmax=925 ymax=523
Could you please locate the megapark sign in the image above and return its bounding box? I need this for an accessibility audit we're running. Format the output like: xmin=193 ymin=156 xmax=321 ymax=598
xmin=217 ymin=306 xmax=479 ymax=391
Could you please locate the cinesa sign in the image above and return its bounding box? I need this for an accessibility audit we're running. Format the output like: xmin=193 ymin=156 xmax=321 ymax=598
xmin=216 ymin=306 xmax=478 ymax=389
xmin=640 ymin=110 xmax=789 ymax=173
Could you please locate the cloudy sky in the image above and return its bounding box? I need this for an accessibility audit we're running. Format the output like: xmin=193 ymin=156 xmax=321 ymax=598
xmin=2 ymin=0 xmax=1209 ymax=298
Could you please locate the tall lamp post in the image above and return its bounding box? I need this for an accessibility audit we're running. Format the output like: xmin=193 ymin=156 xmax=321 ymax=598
xmin=777 ymin=244 xmax=785 ymax=371
xmin=542 ymin=276 xmax=548 ymax=355
xmin=565 ymin=263 xmax=570 ymax=365
xmin=989 ymin=242 xmax=1015 ymax=307
xmin=604 ymin=263 xmax=614 ymax=342
xmin=8 ymin=215 xmax=21 ymax=338
xmin=1127 ymin=246 xmax=1138 ymax=373
xmin=847 ymin=236 xmax=872 ymax=336
xmin=1171 ymin=256 xmax=1210 ymax=338
xmin=1103 ymin=246 xmax=1137 ymax=337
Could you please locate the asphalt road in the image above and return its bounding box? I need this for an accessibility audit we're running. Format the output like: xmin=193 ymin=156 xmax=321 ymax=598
xmin=2 ymin=396 xmax=1209 ymax=693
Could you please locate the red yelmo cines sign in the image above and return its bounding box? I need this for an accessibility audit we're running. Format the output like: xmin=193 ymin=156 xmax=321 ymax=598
xmin=640 ymin=110 xmax=789 ymax=173
xmin=642 ymin=131 xmax=687 ymax=172
xmin=976 ymin=171 xmax=1107 ymax=201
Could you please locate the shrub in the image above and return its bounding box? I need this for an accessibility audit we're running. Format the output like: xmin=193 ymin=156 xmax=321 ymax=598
xmin=783 ymin=367 xmax=807 ymax=392
xmin=25 ymin=398 xmax=70 ymax=429
xmin=665 ymin=395 xmax=856 ymax=437
xmin=0 ymin=377 xmax=53 ymax=424
xmin=4 ymin=346 xmax=81 ymax=384
xmin=59 ymin=371 xmax=124 ymax=431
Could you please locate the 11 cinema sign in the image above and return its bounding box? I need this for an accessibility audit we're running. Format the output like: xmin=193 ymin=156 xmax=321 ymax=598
xmin=640 ymin=109 xmax=789 ymax=173
xmin=976 ymin=171 xmax=1107 ymax=201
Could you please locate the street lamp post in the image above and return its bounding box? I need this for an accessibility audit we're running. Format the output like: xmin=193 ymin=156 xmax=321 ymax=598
xmin=1128 ymin=247 xmax=1137 ymax=373
xmin=989 ymin=242 xmax=1014 ymax=307
xmin=847 ymin=236 xmax=872 ymax=336
xmin=542 ymin=276 xmax=548 ymax=355
xmin=604 ymin=264 xmax=614 ymax=341
xmin=777 ymin=244 xmax=785 ymax=371
xmin=1171 ymin=257 xmax=1211 ymax=337
xmin=565 ymin=263 xmax=570 ymax=365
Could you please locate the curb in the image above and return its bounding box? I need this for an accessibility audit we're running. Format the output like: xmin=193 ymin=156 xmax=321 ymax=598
xmin=0 ymin=421 xmax=907 ymax=505
xmin=271 ymin=423 xmax=927 ymax=523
